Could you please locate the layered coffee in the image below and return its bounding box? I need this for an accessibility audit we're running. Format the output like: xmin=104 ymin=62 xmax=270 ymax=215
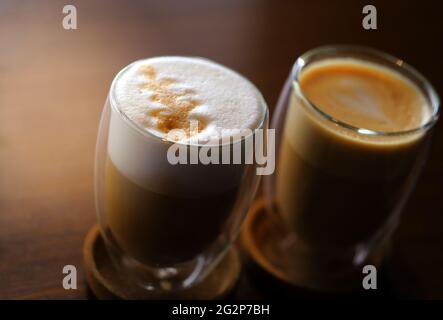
xmin=276 ymin=58 xmax=431 ymax=249
xmin=105 ymin=57 xmax=266 ymax=266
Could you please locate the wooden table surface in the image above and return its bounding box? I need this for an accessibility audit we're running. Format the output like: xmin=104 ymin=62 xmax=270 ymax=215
xmin=0 ymin=0 xmax=442 ymax=299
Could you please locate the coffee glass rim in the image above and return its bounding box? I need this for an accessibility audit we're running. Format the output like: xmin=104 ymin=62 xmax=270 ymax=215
xmin=108 ymin=55 xmax=269 ymax=147
xmin=292 ymin=45 xmax=441 ymax=137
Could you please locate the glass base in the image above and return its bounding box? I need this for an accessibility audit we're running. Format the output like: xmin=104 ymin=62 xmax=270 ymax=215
xmin=84 ymin=224 xmax=241 ymax=299
xmin=242 ymin=198 xmax=389 ymax=293
xmin=100 ymin=226 xmax=215 ymax=292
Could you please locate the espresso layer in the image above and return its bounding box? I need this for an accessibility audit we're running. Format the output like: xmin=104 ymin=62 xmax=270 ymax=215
xmin=299 ymin=58 xmax=429 ymax=132
xmin=105 ymin=158 xmax=238 ymax=265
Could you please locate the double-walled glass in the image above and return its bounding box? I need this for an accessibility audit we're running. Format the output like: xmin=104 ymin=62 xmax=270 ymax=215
xmin=265 ymin=46 xmax=440 ymax=291
xmin=95 ymin=60 xmax=268 ymax=293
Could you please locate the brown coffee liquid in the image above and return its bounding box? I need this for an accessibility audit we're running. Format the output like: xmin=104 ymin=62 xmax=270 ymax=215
xmin=276 ymin=58 xmax=430 ymax=249
xmin=105 ymin=158 xmax=238 ymax=266
xmin=299 ymin=59 xmax=428 ymax=132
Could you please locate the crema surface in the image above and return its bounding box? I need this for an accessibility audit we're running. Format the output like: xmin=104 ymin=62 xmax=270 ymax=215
xmin=299 ymin=58 xmax=430 ymax=132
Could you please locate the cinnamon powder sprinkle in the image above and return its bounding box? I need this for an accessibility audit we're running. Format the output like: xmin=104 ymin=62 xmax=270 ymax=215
xmin=139 ymin=65 xmax=206 ymax=140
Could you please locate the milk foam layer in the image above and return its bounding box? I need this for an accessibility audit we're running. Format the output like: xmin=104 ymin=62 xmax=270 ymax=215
xmin=299 ymin=58 xmax=430 ymax=132
xmin=107 ymin=57 xmax=267 ymax=197
xmin=113 ymin=56 xmax=266 ymax=143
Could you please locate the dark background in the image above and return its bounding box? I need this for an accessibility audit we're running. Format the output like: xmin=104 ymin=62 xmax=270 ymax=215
xmin=0 ymin=0 xmax=442 ymax=299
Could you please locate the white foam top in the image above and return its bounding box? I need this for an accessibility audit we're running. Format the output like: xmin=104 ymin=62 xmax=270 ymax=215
xmin=112 ymin=56 xmax=266 ymax=144
xmin=107 ymin=57 xmax=267 ymax=197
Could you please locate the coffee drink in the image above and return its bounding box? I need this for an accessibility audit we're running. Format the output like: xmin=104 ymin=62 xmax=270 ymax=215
xmin=105 ymin=57 xmax=266 ymax=266
xmin=276 ymin=58 xmax=431 ymax=249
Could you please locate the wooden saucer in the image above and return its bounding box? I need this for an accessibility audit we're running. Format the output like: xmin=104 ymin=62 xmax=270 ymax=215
xmin=241 ymin=198 xmax=298 ymax=289
xmin=83 ymin=224 xmax=241 ymax=299
xmin=241 ymin=198 xmax=391 ymax=297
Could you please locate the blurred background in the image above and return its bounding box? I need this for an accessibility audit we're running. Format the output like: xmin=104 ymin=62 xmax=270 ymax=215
xmin=0 ymin=0 xmax=442 ymax=299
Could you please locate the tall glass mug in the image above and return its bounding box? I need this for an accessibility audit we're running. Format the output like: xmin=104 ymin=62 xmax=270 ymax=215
xmin=95 ymin=57 xmax=268 ymax=293
xmin=265 ymin=46 xmax=440 ymax=291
